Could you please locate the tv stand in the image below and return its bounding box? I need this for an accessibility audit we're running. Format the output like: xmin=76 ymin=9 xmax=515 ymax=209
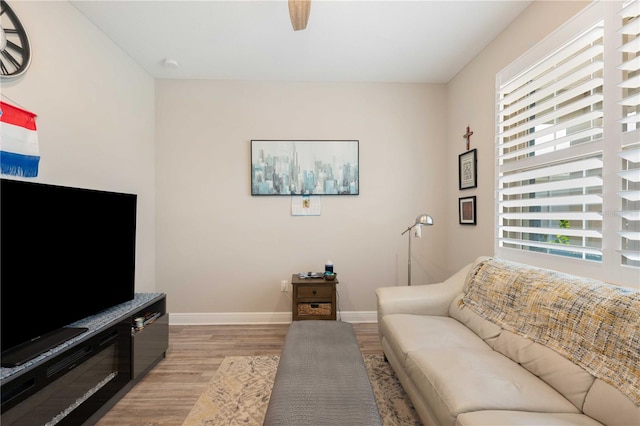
xmin=1 ymin=327 xmax=89 ymax=368
xmin=0 ymin=293 xmax=168 ymax=426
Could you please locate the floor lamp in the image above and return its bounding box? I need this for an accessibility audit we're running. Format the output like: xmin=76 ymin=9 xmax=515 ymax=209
xmin=401 ymin=214 xmax=433 ymax=286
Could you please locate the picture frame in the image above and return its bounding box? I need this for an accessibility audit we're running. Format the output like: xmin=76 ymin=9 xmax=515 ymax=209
xmin=458 ymin=149 xmax=477 ymax=190
xmin=459 ymin=196 xmax=476 ymax=225
xmin=251 ymin=140 xmax=359 ymax=196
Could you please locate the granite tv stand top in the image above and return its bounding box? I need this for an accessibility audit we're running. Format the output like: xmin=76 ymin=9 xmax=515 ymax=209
xmin=1 ymin=292 xmax=165 ymax=382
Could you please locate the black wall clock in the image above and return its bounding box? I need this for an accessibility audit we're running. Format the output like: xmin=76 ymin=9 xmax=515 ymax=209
xmin=0 ymin=0 xmax=31 ymax=79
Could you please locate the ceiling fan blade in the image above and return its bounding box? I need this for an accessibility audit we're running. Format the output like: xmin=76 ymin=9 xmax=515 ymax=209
xmin=289 ymin=0 xmax=311 ymax=31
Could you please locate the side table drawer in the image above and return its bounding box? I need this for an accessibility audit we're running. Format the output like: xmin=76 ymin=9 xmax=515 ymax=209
xmin=298 ymin=285 xmax=333 ymax=298
xmin=297 ymin=302 xmax=332 ymax=317
xmin=291 ymin=275 xmax=338 ymax=321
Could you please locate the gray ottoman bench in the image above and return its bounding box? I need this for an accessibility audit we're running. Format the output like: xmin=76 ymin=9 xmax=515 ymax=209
xmin=263 ymin=320 xmax=382 ymax=426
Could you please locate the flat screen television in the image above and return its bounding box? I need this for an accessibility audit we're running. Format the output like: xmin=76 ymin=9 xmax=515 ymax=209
xmin=1 ymin=178 xmax=137 ymax=367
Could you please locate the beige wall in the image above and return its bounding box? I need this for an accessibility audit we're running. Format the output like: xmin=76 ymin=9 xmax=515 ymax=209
xmin=444 ymin=0 xmax=592 ymax=274
xmin=1 ymin=2 xmax=156 ymax=291
xmin=3 ymin=0 xmax=593 ymax=320
xmin=155 ymin=80 xmax=448 ymax=317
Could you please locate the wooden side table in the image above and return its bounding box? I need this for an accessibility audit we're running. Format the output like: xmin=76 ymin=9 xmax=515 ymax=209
xmin=291 ymin=274 xmax=338 ymax=321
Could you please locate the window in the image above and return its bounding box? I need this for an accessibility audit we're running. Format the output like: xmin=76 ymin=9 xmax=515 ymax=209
xmin=619 ymin=0 xmax=640 ymax=275
xmin=496 ymin=1 xmax=639 ymax=287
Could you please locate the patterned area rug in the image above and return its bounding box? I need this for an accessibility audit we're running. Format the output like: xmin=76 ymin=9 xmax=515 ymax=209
xmin=182 ymin=354 xmax=420 ymax=426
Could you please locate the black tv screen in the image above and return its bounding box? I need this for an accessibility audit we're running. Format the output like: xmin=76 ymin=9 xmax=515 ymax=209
xmin=1 ymin=179 xmax=136 ymax=366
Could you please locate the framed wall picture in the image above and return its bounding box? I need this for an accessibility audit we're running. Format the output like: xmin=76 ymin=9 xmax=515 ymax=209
xmin=458 ymin=149 xmax=477 ymax=190
xmin=251 ymin=140 xmax=359 ymax=196
xmin=459 ymin=196 xmax=476 ymax=225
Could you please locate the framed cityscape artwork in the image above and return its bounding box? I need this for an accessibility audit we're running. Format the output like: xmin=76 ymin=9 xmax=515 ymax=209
xmin=459 ymin=149 xmax=477 ymax=190
xmin=251 ymin=140 xmax=359 ymax=196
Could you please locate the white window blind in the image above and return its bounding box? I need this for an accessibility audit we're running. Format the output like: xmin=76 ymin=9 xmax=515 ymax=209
xmin=496 ymin=1 xmax=640 ymax=287
xmin=618 ymin=0 xmax=640 ymax=270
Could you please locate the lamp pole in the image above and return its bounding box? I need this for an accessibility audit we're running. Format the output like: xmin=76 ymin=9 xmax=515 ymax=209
xmin=401 ymin=214 xmax=433 ymax=286
xmin=408 ymin=227 xmax=413 ymax=286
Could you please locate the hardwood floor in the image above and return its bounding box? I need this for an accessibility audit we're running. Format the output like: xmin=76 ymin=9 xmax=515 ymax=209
xmin=95 ymin=322 xmax=383 ymax=426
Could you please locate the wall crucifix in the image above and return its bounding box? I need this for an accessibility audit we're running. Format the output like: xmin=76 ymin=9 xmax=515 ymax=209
xmin=463 ymin=125 xmax=474 ymax=151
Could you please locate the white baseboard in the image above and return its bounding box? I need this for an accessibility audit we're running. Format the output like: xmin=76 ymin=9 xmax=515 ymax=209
xmin=338 ymin=311 xmax=378 ymax=323
xmin=169 ymin=311 xmax=377 ymax=325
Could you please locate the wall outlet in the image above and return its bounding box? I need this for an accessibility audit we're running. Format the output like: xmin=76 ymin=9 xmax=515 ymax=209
xmin=280 ymin=280 xmax=289 ymax=292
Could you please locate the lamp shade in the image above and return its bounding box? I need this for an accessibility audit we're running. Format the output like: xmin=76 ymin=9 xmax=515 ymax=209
xmin=415 ymin=214 xmax=434 ymax=226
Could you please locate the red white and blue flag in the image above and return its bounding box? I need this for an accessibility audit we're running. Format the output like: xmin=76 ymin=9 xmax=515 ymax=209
xmin=0 ymin=101 xmax=40 ymax=177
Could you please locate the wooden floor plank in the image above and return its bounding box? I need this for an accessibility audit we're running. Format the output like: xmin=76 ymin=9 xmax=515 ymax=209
xmin=95 ymin=322 xmax=382 ymax=425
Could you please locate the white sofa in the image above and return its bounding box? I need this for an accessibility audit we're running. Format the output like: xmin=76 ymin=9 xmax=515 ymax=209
xmin=376 ymin=256 xmax=640 ymax=426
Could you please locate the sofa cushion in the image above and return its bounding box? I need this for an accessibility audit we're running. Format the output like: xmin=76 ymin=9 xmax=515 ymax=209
xmin=583 ymin=379 xmax=640 ymax=426
xmin=380 ymin=314 xmax=490 ymax=369
xmin=449 ymin=293 xmax=502 ymax=348
xmin=461 ymin=257 xmax=640 ymax=405
xmin=493 ymin=330 xmax=595 ymax=410
xmin=405 ymin=348 xmax=580 ymax=426
xmin=455 ymin=410 xmax=604 ymax=426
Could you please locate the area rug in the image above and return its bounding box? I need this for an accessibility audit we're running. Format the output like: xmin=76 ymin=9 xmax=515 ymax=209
xmin=182 ymin=354 xmax=421 ymax=426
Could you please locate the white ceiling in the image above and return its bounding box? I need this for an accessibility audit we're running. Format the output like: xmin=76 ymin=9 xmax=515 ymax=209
xmin=70 ymin=0 xmax=532 ymax=84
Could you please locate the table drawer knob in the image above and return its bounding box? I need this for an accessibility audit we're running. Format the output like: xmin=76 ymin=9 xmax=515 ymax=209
xmin=312 ymin=290 xmax=317 ymax=295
